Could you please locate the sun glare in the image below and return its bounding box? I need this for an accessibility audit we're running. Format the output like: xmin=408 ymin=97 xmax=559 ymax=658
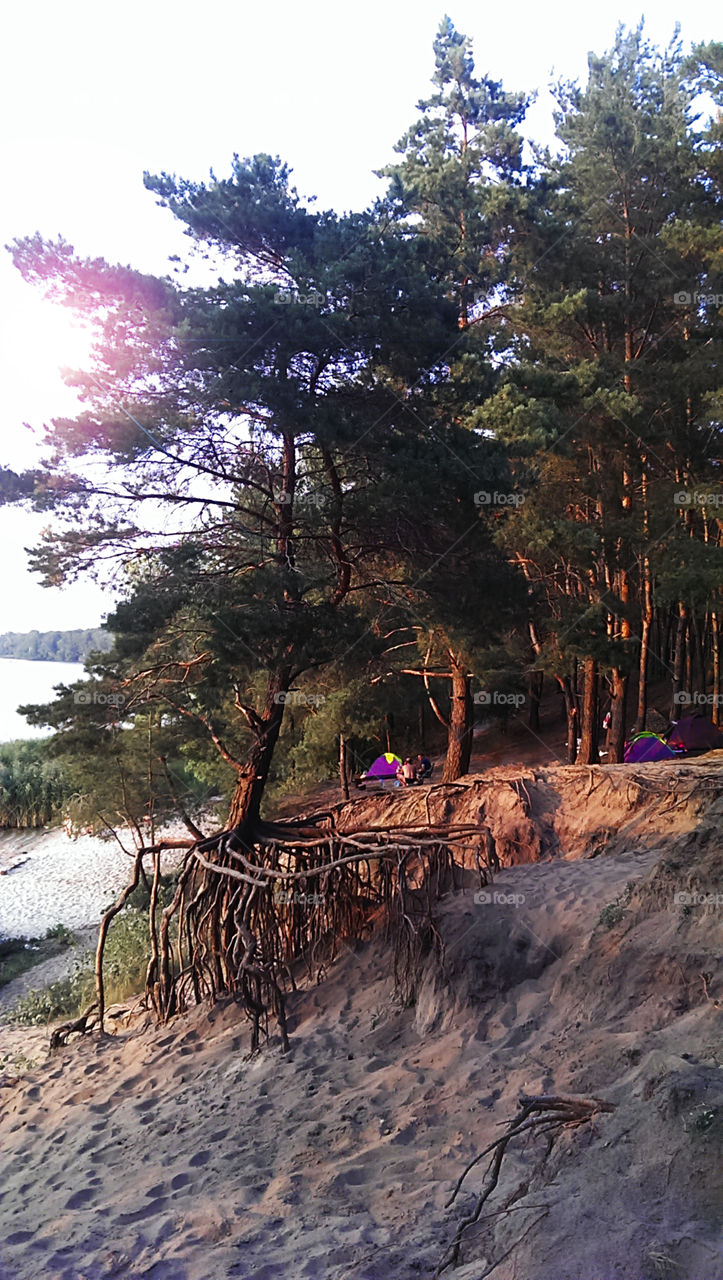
xmin=2 ymin=278 xmax=95 ymax=467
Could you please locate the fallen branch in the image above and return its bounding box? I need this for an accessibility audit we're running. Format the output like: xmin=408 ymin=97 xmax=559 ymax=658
xmin=435 ymin=1093 xmax=616 ymax=1276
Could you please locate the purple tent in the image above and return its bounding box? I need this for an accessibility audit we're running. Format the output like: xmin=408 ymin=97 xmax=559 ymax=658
xmin=361 ymin=752 xmax=402 ymax=781
xmin=667 ymin=714 xmax=723 ymax=754
xmin=624 ymin=732 xmax=679 ymax=763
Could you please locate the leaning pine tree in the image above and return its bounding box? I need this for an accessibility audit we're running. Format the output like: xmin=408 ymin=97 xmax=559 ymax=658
xmin=8 ymin=155 xmax=509 ymax=1042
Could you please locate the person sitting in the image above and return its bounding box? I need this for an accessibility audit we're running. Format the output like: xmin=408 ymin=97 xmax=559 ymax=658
xmin=397 ymin=757 xmax=416 ymax=786
xmin=415 ymin=753 xmax=432 ymax=782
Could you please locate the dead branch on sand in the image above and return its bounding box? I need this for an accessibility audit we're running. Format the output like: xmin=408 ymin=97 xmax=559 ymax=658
xmin=434 ymin=1093 xmax=616 ymax=1276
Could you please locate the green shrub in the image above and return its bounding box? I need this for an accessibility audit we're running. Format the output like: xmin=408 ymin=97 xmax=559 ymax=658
xmin=9 ymin=964 xmax=94 ymax=1026
xmin=598 ymin=882 xmax=634 ymax=930
xmin=0 ymin=924 xmax=76 ymax=988
xmin=598 ymin=901 xmax=625 ymax=929
xmin=0 ymin=740 xmax=73 ymax=827
xmin=9 ymin=907 xmax=156 ymax=1026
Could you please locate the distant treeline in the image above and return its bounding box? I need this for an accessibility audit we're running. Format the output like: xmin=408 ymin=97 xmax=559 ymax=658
xmin=0 ymin=629 xmax=113 ymax=663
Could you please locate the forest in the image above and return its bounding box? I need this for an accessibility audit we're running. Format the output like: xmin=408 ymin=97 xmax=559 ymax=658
xmin=1 ymin=20 xmax=720 ymax=1032
xmin=0 ymin=629 xmax=112 ymax=663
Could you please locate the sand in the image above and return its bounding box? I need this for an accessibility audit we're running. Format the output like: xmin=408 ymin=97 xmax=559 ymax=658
xmin=0 ymin=760 xmax=721 ymax=1280
xmin=0 ymin=824 xmax=192 ymax=940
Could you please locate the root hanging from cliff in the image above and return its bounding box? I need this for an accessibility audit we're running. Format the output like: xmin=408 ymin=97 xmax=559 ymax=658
xmin=91 ymin=813 xmax=493 ymax=1051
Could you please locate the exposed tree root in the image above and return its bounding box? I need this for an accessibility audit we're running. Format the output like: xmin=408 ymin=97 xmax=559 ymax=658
xmin=49 ymin=1002 xmax=99 ymax=1051
xmin=434 ymin=1093 xmax=616 ymax=1276
xmin=87 ymin=811 xmax=495 ymax=1052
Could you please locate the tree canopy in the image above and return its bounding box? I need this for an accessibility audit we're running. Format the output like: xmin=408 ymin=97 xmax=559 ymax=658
xmin=2 ymin=17 xmax=721 ymax=1032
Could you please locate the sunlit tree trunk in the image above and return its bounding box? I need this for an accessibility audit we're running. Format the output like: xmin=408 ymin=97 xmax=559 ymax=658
xmin=578 ymin=657 xmax=600 ymax=764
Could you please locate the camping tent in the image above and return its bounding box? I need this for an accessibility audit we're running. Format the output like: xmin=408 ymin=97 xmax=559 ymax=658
xmin=359 ymin=752 xmax=402 ymax=784
xmin=667 ymin=713 xmax=723 ymax=755
xmin=624 ymin=732 xmax=680 ymax=763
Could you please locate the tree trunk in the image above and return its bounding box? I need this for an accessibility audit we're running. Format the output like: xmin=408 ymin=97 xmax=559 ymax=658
xmin=636 ymin=611 xmax=651 ymax=729
xmin=556 ymin=674 xmax=578 ymax=763
xmin=442 ymin=664 xmax=472 ymax=782
xmin=578 ymin=657 xmax=600 ymax=764
xmin=608 ymin=669 xmax=628 ymax=763
xmin=672 ymin=602 xmax=688 ymax=716
xmin=528 ymin=671 xmax=543 ymax=732
xmin=691 ymin=610 xmax=705 ymax=697
xmin=227 ymin=672 xmax=290 ymax=832
xmin=339 ymin=733 xmax=350 ymax=801
xmin=636 ymin=521 xmax=653 ymax=727
xmin=712 ymin=610 xmax=720 ymax=727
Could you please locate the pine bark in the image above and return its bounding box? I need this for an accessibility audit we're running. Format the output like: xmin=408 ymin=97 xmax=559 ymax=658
xmin=442 ymin=663 xmax=473 ymax=782
xmin=227 ymin=671 xmax=291 ymax=833
xmin=608 ymin=668 xmax=628 ymax=762
xmin=577 ymin=657 xmax=600 ymax=764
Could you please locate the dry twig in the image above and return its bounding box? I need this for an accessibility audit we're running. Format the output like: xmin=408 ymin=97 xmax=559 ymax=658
xmin=434 ymin=1093 xmax=615 ymax=1276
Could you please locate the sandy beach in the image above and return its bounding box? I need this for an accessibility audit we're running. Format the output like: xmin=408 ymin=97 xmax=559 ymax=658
xmin=0 ymin=825 xmax=190 ymax=941
xmin=0 ymin=761 xmax=721 ymax=1280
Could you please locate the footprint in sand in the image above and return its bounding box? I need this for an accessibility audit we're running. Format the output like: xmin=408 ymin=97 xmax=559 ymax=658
xmin=118 ymin=1196 xmax=168 ymax=1223
xmin=364 ymin=1057 xmax=391 ymax=1074
xmin=502 ymin=1021 xmax=537 ymax=1049
xmin=5 ymin=1230 xmax=34 ymax=1246
xmin=170 ymin=1172 xmax=191 ymax=1191
xmin=87 ymin=1099 xmax=115 ymax=1115
xmin=189 ymin=1149 xmax=211 ymax=1168
xmin=64 ymin=1187 xmax=95 ymax=1210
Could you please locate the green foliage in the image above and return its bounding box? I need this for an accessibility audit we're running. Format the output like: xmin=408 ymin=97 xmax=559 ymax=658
xmin=9 ymin=904 xmax=156 ymax=1025
xmin=2 ymin=18 xmax=721 ymax=821
xmin=598 ymin=901 xmax=626 ymax=929
xmin=0 ymin=924 xmax=75 ymax=987
xmin=0 ymin=741 xmax=73 ymax=827
xmin=598 ymin=882 xmax=634 ymax=929
xmin=9 ymin=964 xmax=93 ymax=1026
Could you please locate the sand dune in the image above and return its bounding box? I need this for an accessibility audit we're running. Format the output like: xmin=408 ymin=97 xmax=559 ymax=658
xmin=1 ymin=762 xmax=721 ymax=1279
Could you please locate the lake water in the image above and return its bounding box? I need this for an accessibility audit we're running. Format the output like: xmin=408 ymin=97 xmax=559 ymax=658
xmin=0 ymin=657 xmax=85 ymax=741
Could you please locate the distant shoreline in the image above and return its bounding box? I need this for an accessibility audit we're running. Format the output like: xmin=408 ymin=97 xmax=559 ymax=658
xmin=0 ymin=655 xmax=88 ymax=664
xmin=0 ymin=628 xmax=112 ymax=665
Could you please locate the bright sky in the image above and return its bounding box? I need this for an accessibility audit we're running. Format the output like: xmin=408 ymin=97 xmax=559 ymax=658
xmin=0 ymin=0 xmax=716 ymax=630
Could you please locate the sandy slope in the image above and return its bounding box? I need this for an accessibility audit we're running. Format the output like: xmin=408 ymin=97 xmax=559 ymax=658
xmin=0 ymin=762 xmax=721 ymax=1280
